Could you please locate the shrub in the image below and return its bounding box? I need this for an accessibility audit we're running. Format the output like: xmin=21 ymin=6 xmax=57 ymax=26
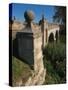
xmin=43 ymin=42 xmax=66 ymax=83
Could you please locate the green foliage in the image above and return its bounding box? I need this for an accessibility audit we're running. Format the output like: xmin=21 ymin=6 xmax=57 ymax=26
xmin=60 ymin=35 xmax=66 ymax=43
xmin=43 ymin=57 xmax=61 ymax=84
xmin=43 ymin=42 xmax=66 ymax=84
xmin=53 ymin=6 xmax=66 ymax=25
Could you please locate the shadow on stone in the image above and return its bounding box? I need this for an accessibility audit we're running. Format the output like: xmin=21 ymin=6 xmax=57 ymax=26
xmin=12 ymin=38 xmax=34 ymax=70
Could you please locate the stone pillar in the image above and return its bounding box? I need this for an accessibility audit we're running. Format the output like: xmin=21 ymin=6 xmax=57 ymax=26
xmin=17 ymin=10 xmax=44 ymax=72
xmin=45 ymin=29 xmax=48 ymax=45
xmin=55 ymin=30 xmax=59 ymax=42
xmin=57 ymin=31 xmax=59 ymax=42
xmin=33 ymin=32 xmax=44 ymax=72
xmin=16 ymin=10 xmax=46 ymax=85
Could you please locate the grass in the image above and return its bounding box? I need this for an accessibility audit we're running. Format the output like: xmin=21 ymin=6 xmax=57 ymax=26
xmin=43 ymin=40 xmax=66 ymax=84
xmin=43 ymin=58 xmax=61 ymax=84
xmin=12 ymin=56 xmax=32 ymax=86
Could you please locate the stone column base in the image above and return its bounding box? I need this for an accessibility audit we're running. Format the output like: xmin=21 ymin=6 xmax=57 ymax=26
xmin=25 ymin=68 xmax=46 ymax=86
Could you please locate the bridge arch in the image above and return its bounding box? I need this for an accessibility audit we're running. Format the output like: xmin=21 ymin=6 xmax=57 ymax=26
xmin=48 ymin=33 xmax=54 ymax=42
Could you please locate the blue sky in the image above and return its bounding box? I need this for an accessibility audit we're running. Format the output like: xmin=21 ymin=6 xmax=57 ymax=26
xmin=11 ymin=3 xmax=55 ymax=23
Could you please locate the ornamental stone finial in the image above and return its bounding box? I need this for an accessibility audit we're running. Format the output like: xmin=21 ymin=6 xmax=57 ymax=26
xmin=24 ymin=10 xmax=35 ymax=27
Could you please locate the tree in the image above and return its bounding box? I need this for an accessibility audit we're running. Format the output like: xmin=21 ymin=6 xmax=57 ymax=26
xmin=53 ymin=6 xmax=66 ymax=37
xmin=53 ymin=6 xmax=66 ymax=26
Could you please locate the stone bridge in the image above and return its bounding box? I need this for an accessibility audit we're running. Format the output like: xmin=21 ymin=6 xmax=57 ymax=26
xmin=40 ymin=15 xmax=60 ymax=47
xmin=48 ymin=26 xmax=59 ymax=42
xmin=45 ymin=24 xmax=60 ymax=45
